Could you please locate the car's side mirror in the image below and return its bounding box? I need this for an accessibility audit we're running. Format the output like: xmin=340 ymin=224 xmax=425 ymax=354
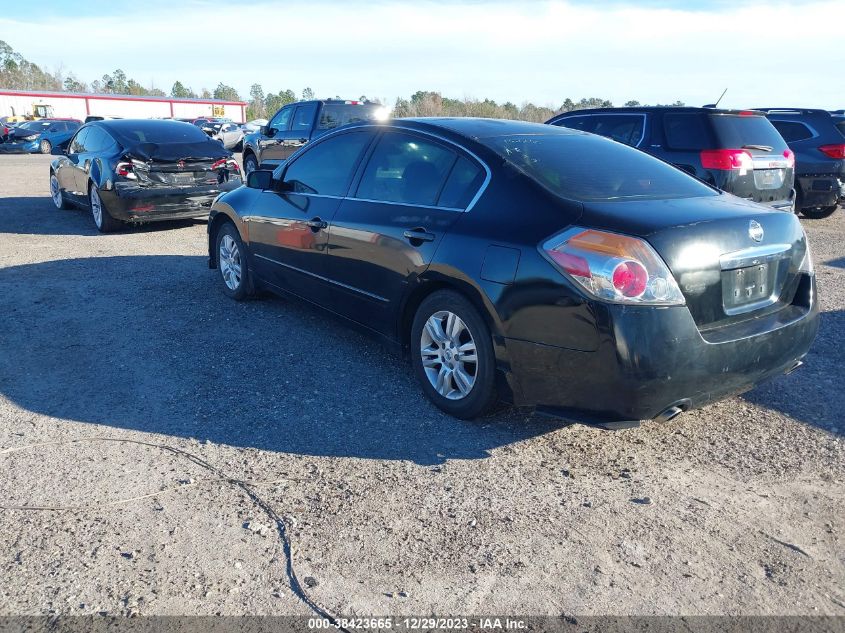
xmin=51 ymin=145 xmax=67 ymax=156
xmin=261 ymin=126 xmax=272 ymax=137
xmin=246 ymin=169 xmax=274 ymax=190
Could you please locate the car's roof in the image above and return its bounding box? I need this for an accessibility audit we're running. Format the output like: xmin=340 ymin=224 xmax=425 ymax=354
xmin=389 ymin=117 xmax=581 ymax=140
xmin=95 ymin=118 xmax=198 ymax=132
xmin=551 ymin=106 xmax=765 ymax=117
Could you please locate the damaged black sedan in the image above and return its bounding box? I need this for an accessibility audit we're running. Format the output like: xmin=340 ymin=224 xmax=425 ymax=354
xmin=49 ymin=119 xmax=242 ymax=232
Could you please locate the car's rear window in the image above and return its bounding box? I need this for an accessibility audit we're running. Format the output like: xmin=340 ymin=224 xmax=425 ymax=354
xmin=834 ymin=119 xmax=845 ymax=139
xmin=709 ymin=114 xmax=788 ymax=152
xmin=18 ymin=121 xmax=52 ymax=131
xmin=481 ymin=133 xmax=718 ymax=202
xmin=108 ymin=121 xmax=211 ymax=144
xmin=318 ymin=104 xmax=384 ymax=130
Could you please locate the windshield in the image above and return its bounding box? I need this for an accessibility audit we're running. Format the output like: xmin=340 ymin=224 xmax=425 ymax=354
xmin=709 ymin=114 xmax=788 ymax=153
xmin=18 ymin=121 xmax=51 ymax=131
xmin=481 ymin=133 xmax=718 ymax=202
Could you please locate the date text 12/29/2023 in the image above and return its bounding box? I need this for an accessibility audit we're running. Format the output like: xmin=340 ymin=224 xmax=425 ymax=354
xmin=308 ymin=617 xmax=528 ymax=630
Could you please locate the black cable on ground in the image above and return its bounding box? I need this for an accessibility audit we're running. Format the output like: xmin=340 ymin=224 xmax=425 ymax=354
xmin=0 ymin=436 xmax=352 ymax=632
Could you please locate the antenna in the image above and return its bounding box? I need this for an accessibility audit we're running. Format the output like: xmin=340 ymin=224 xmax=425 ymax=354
xmin=703 ymin=89 xmax=728 ymax=109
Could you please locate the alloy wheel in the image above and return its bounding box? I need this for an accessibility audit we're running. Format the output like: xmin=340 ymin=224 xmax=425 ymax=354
xmin=219 ymin=234 xmax=242 ymax=291
xmin=50 ymin=174 xmax=62 ymax=208
xmin=420 ymin=310 xmax=478 ymax=400
xmin=90 ymin=188 xmax=103 ymax=228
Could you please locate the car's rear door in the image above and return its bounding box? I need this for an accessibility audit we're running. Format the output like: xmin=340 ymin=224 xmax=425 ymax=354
xmin=324 ymin=130 xmax=486 ymax=337
xmin=247 ymin=129 xmax=376 ymax=306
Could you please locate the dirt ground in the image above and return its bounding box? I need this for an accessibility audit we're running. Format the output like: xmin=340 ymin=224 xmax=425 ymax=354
xmin=0 ymin=153 xmax=843 ymax=618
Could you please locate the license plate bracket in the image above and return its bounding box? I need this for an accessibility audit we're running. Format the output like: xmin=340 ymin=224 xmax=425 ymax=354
xmin=722 ymin=262 xmax=773 ymax=313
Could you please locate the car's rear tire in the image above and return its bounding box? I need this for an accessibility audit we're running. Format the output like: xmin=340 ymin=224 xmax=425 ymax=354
xmin=50 ymin=172 xmax=67 ymax=210
xmin=801 ymin=205 xmax=837 ymax=220
xmin=89 ymin=185 xmax=121 ymax=233
xmin=243 ymin=153 xmax=258 ymax=176
xmin=215 ymin=222 xmax=252 ymax=301
xmin=39 ymin=139 xmax=52 ymax=154
xmin=410 ymin=290 xmax=497 ymax=419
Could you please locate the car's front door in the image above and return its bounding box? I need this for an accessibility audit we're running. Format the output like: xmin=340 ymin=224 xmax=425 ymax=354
xmin=247 ymin=129 xmax=376 ymax=305
xmin=324 ymin=130 xmax=486 ymax=337
xmin=258 ymin=106 xmax=293 ymax=166
xmin=278 ymin=103 xmax=318 ymax=160
xmin=62 ymin=127 xmax=90 ymax=201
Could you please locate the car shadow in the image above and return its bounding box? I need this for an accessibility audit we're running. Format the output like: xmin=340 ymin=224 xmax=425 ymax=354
xmin=824 ymin=256 xmax=845 ymax=270
xmin=0 ymin=255 xmax=566 ymax=465
xmin=742 ymin=308 xmax=843 ymax=436
xmin=0 ymin=196 xmax=206 ymax=236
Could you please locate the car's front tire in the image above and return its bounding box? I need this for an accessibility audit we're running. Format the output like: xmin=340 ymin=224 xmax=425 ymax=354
xmin=39 ymin=139 xmax=52 ymax=154
xmin=50 ymin=172 xmax=67 ymax=210
xmin=410 ymin=290 xmax=497 ymax=419
xmin=243 ymin=153 xmax=258 ymax=176
xmin=215 ymin=222 xmax=252 ymax=300
xmin=89 ymin=185 xmax=121 ymax=233
xmin=801 ymin=205 xmax=837 ymax=220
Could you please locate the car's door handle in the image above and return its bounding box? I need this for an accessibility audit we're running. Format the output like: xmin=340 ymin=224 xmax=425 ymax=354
xmin=403 ymin=228 xmax=436 ymax=244
xmin=305 ymin=217 xmax=327 ymax=231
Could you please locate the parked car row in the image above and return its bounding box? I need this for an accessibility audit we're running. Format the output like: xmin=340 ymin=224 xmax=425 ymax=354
xmin=0 ymin=118 xmax=81 ymax=154
xmin=547 ymin=105 xmax=845 ymax=219
xmin=32 ymin=99 xmax=828 ymax=428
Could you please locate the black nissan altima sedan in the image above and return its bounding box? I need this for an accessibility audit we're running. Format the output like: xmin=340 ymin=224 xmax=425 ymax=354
xmin=49 ymin=119 xmax=242 ymax=232
xmin=206 ymin=118 xmax=819 ymax=428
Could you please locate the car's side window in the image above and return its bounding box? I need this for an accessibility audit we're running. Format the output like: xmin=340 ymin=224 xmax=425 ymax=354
xmin=355 ymin=132 xmax=457 ymax=206
xmin=590 ymin=115 xmax=645 ymax=146
xmin=438 ymin=156 xmax=485 ymax=209
xmin=771 ymin=120 xmax=814 ymax=143
xmin=282 ymin=131 xmax=372 ymax=196
xmin=291 ymin=104 xmax=318 ymax=133
xmin=663 ymin=113 xmax=713 ymax=150
xmin=269 ymin=107 xmax=292 ymax=134
xmin=556 ymin=116 xmax=597 ymax=133
xmin=68 ymin=128 xmax=90 ymax=154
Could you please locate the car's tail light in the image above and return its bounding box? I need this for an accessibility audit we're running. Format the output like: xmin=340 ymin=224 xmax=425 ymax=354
xmin=783 ymin=148 xmax=795 ymax=169
xmin=116 ymin=161 xmax=136 ymax=179
xmin=799 ymin=234 xmax=814 ymax=274
xmin=819 ymin=144 xmax=845 ymax=159
xmin=211 ymin=159 xmax=241 ymax=172
xmin=700 ymin=149 xmax=754 ymax=174
xmin=541 ymin=228 xmax=685 ymax=305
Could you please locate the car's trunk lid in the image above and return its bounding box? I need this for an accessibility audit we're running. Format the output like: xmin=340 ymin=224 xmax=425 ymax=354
xmin=579 ymin=195 xmax=808 ymax=330
xmin=709 ymin=113 xmax=795 ymax=205
xmin=123 ymin=141 xmax=235 ymax=187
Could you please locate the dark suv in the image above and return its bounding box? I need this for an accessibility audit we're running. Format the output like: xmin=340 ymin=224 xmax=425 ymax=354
xmin=753 ymin=108 xmax=844 ymax=219
xmin=547 ymin=107 xmax=796 ymax=211
xmin=241 ymin=99 xmax=386 ymax=175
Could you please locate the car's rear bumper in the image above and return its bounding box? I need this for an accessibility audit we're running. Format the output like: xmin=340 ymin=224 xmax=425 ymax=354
xmin=504 ymin=273 xmax=819 ymax=424
xmin=797 ymin=175 xmax=840 ymax=209
xmin=104 ymin=180 xmax=242 ymax=222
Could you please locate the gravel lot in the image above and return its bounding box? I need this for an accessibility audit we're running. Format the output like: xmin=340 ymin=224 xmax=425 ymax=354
xmin=0 ymin=153 xmax=843 ymax=618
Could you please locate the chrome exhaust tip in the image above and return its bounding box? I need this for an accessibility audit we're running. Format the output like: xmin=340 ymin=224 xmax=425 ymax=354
xmin=784 ymin=360 xmax=803 ymax=376
xmin=655 ymin=405 xmax=684 ymax=423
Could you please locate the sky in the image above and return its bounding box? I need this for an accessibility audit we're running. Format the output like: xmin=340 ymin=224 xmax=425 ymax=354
xmin=1 ymin=0 xmax=842 ymax=110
